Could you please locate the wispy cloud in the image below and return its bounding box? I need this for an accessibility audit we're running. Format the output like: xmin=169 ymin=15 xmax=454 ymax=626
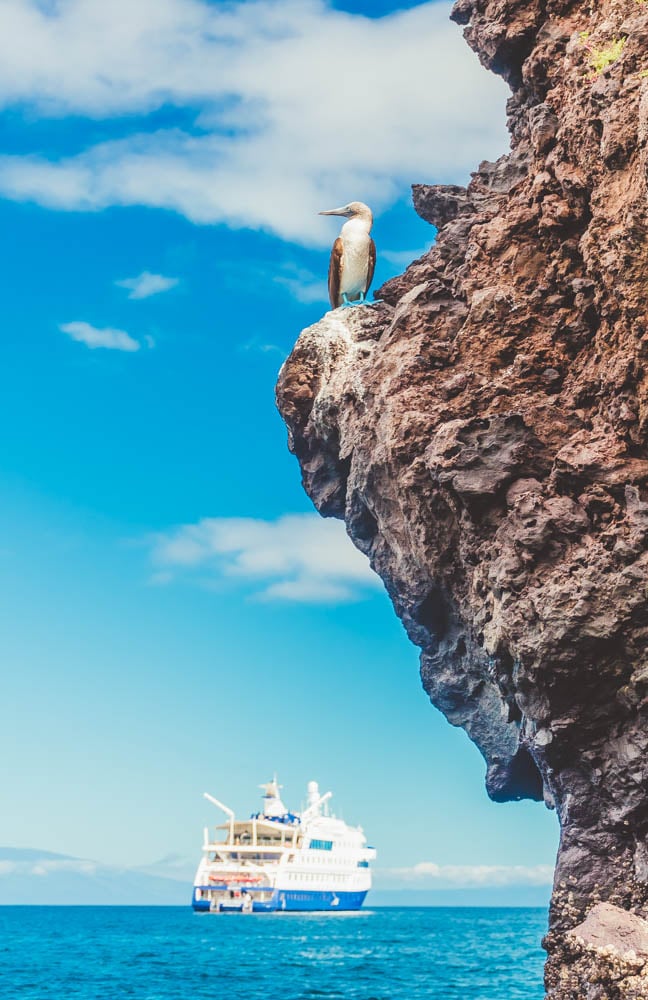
xmin=0 ymin=849 xmax=191 ymax=884
xmin=384 ymin=862 xmax=554 ymax=888
xmin=225 ymin=257 xmax=328 ymax=307
xmin=381 ymin=244 xmax=434 ymax=269
xmin=149 ymin=513 xmax=380 ymax=603
xmin=274 ymin=264 xmax=329 ymax=304
xmin=115 ymin=272 xmax=179 ymax=300
xmin=59 ymin=321 xmax=140 ymax=352
xmin=136 ymin=854 xmax=195 ymax=883
xmin=0 ymin=858 xmax=99 ymax=877
xmin=240 ymin=339 xmax=287 ymax=359
xmin=0 ymin=1 xmax=509 ymax=245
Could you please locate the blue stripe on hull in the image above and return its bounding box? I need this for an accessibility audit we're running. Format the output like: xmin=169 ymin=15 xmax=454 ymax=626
xmin=192 ymin=887 xmax=368 ymax=913
xmin=277 ymin=889 xmax=368 ymax=912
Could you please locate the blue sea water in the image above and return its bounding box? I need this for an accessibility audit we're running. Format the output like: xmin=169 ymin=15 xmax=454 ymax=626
xmin=0 ymin=906 xmax=547 ymax=999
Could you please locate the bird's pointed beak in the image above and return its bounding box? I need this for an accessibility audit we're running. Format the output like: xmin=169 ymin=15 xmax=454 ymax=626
xmin=319 ymin=207 xmax=347 ymax=216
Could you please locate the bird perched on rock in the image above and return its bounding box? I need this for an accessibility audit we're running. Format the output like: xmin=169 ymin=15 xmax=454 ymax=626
xmin=319 ymin=201 xmax=376 ymax=309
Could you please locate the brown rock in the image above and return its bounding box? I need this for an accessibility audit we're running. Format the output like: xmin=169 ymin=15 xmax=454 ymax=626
xmin=277 ymin=0 xmax=648 ymax=996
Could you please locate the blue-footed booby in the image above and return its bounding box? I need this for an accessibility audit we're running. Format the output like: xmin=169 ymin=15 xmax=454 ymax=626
xmin=319 ymin=201 xmax=376 ymax=309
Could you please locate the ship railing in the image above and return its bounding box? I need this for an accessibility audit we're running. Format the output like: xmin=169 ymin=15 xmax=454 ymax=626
xmin=203 ymin=841 xmax=300 ymax=855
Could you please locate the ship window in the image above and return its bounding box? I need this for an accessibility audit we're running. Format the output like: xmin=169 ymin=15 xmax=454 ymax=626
xmin=358 ymin=861 xmax=369 ymax=868
xmin=309 ymin=839 xmax=333 ymax=851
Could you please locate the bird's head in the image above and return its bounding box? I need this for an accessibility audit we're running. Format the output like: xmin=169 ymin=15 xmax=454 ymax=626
xmin=319 ymin=201 xmax=372 ymax=223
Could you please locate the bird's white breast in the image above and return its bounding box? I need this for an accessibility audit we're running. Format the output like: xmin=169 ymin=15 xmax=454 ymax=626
xmin=340 ymin=219 xmax=371 ymax=297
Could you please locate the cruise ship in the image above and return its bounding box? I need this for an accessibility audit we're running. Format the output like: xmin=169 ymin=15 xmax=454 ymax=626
xmin=192 ymin=779 xmax=375 ymax=913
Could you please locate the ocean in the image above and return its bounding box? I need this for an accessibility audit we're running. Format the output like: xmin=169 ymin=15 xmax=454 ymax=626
xmin=0 ymin=905 xmax=547 ymax=999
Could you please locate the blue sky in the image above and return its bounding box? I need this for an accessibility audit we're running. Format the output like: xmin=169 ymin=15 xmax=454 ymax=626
xmin=0 ymin=0 xmax=558 ymax=898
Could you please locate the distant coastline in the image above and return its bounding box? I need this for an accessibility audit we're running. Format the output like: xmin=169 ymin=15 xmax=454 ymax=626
xmin=0 ymin=847 xmax=551 ymax=908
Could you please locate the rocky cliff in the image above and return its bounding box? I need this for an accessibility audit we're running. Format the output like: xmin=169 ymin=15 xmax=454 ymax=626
xmin=276 ymin=0 xmax=648 ymax=995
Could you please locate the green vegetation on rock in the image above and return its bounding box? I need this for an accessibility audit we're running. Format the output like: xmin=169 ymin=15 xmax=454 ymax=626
xmin=579 ymin=33 xmax=626 ymax=77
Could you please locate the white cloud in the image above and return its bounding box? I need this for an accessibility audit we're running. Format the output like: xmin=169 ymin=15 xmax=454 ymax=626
xmin=149 ymin=513 xmax=381 ymax=603
xmin=0 ymin=0 xmax=510 ymax=245
xmin=384 ymin=862 xmax=554 ymax=887
xmin=116 ymin=271 xmax=179 ymax=300
xmin=262 ymin=578 xmax=357 ymax=602
xmin=59 ymin=321 xmax=140 ymax=352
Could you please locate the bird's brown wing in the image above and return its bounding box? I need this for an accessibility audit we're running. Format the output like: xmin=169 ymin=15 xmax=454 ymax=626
xmin=365 ymin=238 xmax=376 ymax=298
xmin=328 ymin=237 xmax=344 ymax=308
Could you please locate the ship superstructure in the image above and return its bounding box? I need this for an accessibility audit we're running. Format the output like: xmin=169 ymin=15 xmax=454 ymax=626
xmin=192 ymin=779 xmax=375 ymax=912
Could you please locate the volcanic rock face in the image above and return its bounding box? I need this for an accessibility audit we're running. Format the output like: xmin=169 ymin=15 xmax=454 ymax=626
xmin=276 ymin=0 xmax=648 ymax=995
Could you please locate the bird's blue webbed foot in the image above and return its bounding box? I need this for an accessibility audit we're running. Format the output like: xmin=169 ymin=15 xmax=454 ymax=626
xmin=341 ymin=292 xmax=367 ymax=307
